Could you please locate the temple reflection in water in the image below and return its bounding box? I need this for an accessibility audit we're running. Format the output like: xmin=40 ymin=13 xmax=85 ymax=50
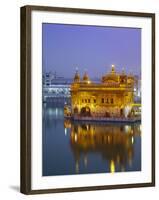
xmin=43 ymin=105 xmax=141 ymax=176
xmin=64 ymin=119 xmax=141 ymax=173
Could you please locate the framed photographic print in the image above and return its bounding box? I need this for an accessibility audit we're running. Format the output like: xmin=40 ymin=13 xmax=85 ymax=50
xmin=20 ymin=5 xmax=155 ymax=194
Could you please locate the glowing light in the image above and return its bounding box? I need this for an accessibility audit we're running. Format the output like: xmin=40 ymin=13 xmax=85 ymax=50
xmin=131 ymin=136 xmax=134 ymax=144
xmin=64 ymin=128 xmax=67 ymax=136
xmin=74 ymin=134 xmax=78 ymax=142
xmin=108 ymin=136 xmax=111 ymax=144
xmin=110 ymin=160 xmax=115 ymax=173
xmin=55 ymin=108 xmax=58 ymax=116
xmin=48 ymin=108 xmax=54 ymax=116
xmin=125 ymin=125 xmax=130 ymax=133
xmin=124 ymin=105 xmax=132 ymax=118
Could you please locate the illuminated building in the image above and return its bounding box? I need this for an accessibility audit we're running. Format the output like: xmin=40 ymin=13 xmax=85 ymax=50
xmin=69 ymin=65 xmax=140 ymax=119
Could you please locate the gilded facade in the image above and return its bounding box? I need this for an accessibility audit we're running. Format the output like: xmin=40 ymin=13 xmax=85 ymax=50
xmin=69 ymin=65 xmax=137 ymax=118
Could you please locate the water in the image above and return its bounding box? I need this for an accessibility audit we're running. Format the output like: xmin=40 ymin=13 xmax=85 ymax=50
xmin=43 ymin=102 xmax=141 ymax=176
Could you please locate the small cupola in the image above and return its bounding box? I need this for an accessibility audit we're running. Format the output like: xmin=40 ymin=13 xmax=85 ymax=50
xmin=82 ymin=70 xmax=90 ymax=83
xmin=74 ymin=68 xmax=80 ymax=83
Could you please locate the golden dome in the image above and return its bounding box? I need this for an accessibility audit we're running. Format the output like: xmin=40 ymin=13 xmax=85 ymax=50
xmin=82 ymin=71 xmax=90 ymax=83
xmin=83 ymin=72 xmax=89 ymax=81
xmin=102 ymin=65 xmax=119 ymax=83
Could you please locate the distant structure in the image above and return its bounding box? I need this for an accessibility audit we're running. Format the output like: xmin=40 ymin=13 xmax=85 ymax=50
xmin=42 ymin=71 xmax=66 ymax=86
xmin=65 ymin=65 xmax=141 ymax=119
xmin=42 ymin=71 xmax=72 ymax=103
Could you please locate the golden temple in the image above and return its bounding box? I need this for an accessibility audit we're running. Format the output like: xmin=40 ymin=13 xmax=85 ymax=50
xmin=64 ymin=65 xmax=141 ymax=120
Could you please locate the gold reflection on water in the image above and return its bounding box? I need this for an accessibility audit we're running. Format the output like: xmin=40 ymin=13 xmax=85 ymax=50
xmin=64 ymin=119 xmax=141 ymax=173
xmin=110 ymin=160 xmax=115 ymax=173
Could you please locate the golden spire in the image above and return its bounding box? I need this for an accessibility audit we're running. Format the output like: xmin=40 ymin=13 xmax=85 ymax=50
xmin=111 ymin=64 xmax=115 ymax=74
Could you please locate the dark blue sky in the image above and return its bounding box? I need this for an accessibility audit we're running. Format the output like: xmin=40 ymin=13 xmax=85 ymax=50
xmin=42 ymin=23 xmax=141 ymax=78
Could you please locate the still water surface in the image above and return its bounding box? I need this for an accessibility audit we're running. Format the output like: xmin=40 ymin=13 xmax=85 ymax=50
xmin=43 ymin=102 xmax=141 ymax=176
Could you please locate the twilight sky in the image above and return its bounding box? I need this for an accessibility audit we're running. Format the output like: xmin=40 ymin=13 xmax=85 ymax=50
xmin=42 ymin=23 xmax=141 ymax=78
